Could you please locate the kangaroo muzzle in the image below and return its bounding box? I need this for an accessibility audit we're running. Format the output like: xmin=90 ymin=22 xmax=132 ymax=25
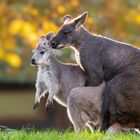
xmin=31 ymin=58 xmax=36 ymax=65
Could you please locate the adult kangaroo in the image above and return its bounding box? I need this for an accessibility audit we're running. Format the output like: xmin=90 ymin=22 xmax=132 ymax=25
xmin=50 ymin=12 xmax=140 ymax=131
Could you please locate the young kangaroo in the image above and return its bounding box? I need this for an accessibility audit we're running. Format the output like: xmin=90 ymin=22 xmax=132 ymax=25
xmin=50 ymin=12 xmax=140 ymax=131
xmin=67 ymin=85 xmax=105 ymax=132
xmin=31 ymin=32 xmax=106 ymax=132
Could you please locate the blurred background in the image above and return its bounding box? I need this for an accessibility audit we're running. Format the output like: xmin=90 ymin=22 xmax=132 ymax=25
xmin=0 ymin=0 xmax=140 ymax=130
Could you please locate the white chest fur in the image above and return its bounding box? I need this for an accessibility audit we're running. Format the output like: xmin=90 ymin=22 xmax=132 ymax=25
xmin=37 ymin=65 xmax=60 ymax=102
xmin=37 ymin=67 xmax=55 ymax=92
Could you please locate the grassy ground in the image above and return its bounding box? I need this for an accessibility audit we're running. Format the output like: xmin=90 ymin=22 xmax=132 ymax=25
xmin=0 ymin=130 xmax=139 ymax=140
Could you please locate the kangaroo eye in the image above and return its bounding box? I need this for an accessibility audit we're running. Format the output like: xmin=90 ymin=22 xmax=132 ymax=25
xmin=40 ymin=50 xmax=45 ymax=55
xmin=62 ymin=29 xmax=70 ymax=35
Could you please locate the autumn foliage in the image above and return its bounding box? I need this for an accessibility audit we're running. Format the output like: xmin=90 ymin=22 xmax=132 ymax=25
xmin=0 ymin=0 xmax=140 ymax=83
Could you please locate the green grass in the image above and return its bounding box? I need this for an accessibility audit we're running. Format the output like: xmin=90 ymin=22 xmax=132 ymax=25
xmin=0 ymin=130 xmax=139 ymax=140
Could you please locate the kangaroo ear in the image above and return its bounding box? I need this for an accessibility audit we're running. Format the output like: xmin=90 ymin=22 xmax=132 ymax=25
xmin=63 ymin=15 xmax=71 ymax=23
xmin=45 ymin=32 xmax=55 ymax=41
xmin=73 ymin=12 xmax=88 ymax=29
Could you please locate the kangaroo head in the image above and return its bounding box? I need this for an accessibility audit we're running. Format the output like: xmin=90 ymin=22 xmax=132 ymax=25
xmin=31 ymin=32 xmax=55 ymax=66
xmin=50 ymin=12 xmax=88 ymax=49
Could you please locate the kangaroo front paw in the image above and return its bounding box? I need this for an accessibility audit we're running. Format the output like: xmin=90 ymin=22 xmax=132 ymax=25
xmin=45 ymin=100 xmax=54 ymax=111
xmin=33 ymin=102 xmax=39 ymax=109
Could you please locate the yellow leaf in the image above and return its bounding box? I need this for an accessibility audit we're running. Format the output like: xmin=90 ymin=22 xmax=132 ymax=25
xmin=42 ymin=22 xmax=58 ymax=33
xmin=21 ymin=22 xmax=35 ymax=36
xmin=26 ymin=32 xmax=39 ymax=48
xmin=5 ymin=53 xmax=22 ymax=68
xmin=135 ymin=15 xmax=140 ymax=24
xmin=9 ymin=19 xmax=23 ymax=35
xmin=70 ymin=0 xmax=79 ymax=8
xmin=57 ymin=6 xmax=65 ymax=15
xmin=87 ymin=17 xmax=94 ymax=25
xmin=30 ymin=8 xmax=38 ymax=16
xmin=0 ymin=47 xmax=5 ymax=60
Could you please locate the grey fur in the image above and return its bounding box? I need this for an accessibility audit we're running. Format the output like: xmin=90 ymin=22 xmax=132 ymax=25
xmin=50 ymin=12 xmax=140 ymax=131
xmin=31 ymin=32 xmax=106 ymax=132
xmin=67 ymin=82 xmax=105 ymax=132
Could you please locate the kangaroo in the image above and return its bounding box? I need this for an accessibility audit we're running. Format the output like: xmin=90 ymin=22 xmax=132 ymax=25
xmin=67 ymin=85 xmax=105 ymax=132
xmin=50 ymin=12 xmax=140 ymax=131
xmin=30 ymin=32 xmax=106 ymax=132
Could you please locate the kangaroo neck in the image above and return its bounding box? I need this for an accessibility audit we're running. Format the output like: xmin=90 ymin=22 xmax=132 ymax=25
xmin=48 ymin=56 xmax=60 ymax=76
xmin=39 ymin=55 xmax=60 ymax=75
xmin=74 ymin=27 xmax=98 ymax=50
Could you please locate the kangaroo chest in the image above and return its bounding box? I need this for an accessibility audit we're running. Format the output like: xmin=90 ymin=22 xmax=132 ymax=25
xmin=38 ymin=68 xmax=57 ymax=92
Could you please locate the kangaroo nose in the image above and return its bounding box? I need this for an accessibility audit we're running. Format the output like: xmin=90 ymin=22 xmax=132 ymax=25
xmin=51 ymin=41 xmax=58 ymax=48
xmin=31 ymin=58 xmax=36 ymax=65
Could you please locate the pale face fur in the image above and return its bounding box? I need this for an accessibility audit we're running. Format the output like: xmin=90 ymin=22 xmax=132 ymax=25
xmin=31 ymin=36 xmax=53 ymax=66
